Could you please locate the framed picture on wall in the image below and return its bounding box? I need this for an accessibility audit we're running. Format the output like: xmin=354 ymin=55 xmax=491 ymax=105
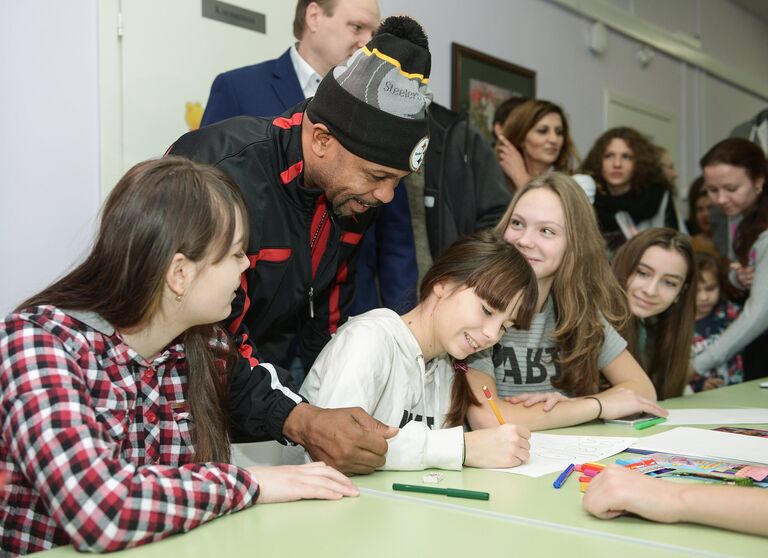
xmin=451 ymin=43 xmax=536 ymax=142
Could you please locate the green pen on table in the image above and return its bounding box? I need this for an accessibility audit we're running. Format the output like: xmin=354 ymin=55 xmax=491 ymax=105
xmin=392 ymin=483 xmax=490 ymax=501
xmin=634 ymin=416 xmax=667 ymax=430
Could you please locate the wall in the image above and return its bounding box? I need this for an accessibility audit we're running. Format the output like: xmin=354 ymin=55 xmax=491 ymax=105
xmin=99 ymin=0 xmax=296 ymax=192
xmin=0 ymin=0 xmax=101 ymax=315
xmin=379 ymin=0 xmax=768 ymax=190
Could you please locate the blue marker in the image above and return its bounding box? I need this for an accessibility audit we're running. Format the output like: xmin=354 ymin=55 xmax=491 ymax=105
xmin=553 ymin=463 xmax=575 ymax=489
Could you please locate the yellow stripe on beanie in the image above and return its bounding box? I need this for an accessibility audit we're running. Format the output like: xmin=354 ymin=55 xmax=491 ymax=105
xmin=362 ymin=46 xmax=430 ymax=84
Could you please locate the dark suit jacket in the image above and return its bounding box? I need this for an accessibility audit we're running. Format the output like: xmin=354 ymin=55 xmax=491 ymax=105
xmin=201 ymin=48 xmax=304 ymax=126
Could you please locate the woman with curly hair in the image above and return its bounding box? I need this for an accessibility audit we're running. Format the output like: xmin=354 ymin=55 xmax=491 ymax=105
xmin=494 ymin=99 xmax=596 ymax=201
xmin=581 ymin=127 xmax=680 ymax=252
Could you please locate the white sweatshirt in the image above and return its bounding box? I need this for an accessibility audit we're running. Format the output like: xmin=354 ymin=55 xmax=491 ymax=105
xmin=300 ymin=309 xmax=463 ymax=470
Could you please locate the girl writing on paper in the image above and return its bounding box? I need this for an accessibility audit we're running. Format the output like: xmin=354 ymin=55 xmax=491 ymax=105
xmin=466 ymin=172 xmax=666 ymax=429
xmin=611 ymin=228 xmax=697 ymax=399
xmin=301 ymin=232 xmax=538 ymax=470
xmin=0 ymin=158 xmax=356 ymax=555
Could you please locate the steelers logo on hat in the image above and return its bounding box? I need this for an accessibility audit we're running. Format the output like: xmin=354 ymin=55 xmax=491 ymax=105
xmin=409 ymin=136 xmax=429 ymax=171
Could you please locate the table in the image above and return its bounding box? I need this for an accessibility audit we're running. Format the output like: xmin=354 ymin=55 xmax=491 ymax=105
xmin=39 ymin=380 xmax=768 ymax=557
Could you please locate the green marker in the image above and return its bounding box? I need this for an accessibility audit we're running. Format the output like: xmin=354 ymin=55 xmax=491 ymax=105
xmin=634 ymin=416 xmax=667 ymax=430
xmin=392 ymin=483 xmax=490 ymax=501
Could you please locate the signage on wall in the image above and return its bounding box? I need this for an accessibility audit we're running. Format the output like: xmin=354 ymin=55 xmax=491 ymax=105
xmin=202 ymin=0 xmax=265 ymax=33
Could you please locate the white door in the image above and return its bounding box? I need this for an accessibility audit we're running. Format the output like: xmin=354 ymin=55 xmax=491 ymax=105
xmin=98 ymin=0 xmax=295 ymax=194
xmin=604 ymin=89 xmax=685 ymax=220
xmin=604 ymin=89 xmax=677 ymax=163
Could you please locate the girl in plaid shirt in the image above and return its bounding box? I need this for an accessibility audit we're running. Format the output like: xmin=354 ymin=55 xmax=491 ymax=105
xmin=0 ymin=158 xmax=356 ymax=555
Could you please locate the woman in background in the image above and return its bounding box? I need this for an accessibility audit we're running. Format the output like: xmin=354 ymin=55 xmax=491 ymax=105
xmin=694 ymin=138 xmax=768 ymax=381
xmin=494 ymin=99 xmax=596 ymax=201
xmin=582 ymin=127 xmax=679 ymax=252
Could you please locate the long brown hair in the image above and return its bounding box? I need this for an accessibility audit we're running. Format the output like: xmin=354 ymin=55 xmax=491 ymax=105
xmin=419 ymin=231 xmax=538 ymax=427
xmin=581 ymin=127 xmax=671 ymax=195
xmin=700 ymin=138 xmax=768 ymax=265
xmin=494 ymin=172 xmax=629 ymax=395
xmin=20 ymin=157 xmax=249 ymax=462
xmin=500 ymin=99 xmax=578 ymax=174
xmin=612 ymin=228 xmax=696 ymax=399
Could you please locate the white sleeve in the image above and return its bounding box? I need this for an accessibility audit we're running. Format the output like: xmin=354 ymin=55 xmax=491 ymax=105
xmin=300 ymin=322 xmax=391 ymax=412
xmin=383 ymin=422 xmax=464 ymax=471
xmin=571 ymin=174 xmax=596 ymax=204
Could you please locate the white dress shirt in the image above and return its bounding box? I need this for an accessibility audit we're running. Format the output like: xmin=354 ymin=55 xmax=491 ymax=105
xmin=290 ymin=44 xmax=322 ymax=99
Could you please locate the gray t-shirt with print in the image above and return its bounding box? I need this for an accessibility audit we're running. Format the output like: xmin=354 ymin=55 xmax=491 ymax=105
xmin=468 ymin=297 xmax=627 ymax=397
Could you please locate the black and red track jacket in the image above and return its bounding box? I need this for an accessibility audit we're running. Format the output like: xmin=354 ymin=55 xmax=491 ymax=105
xmin=169 ymin=101 xmax=375 ymax=443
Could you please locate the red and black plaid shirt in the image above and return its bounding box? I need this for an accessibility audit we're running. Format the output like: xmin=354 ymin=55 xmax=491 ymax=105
xmin=0 ymin=306 xmax=258 ymax=555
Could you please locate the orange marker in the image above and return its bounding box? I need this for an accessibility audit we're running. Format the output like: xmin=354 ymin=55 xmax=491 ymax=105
xmin=482 ymin=386 xmax=505 ymax=425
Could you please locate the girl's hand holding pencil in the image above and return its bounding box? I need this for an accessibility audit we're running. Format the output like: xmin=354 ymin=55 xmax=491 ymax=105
xmin=463 ymin=424 xmax=531 ymax=469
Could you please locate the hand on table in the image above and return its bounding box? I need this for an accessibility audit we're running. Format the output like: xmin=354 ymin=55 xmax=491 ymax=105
xmin=583 ymin=465 xmax=682 ymax=523
xmin=595 ymin=388 xmax=668 ymax=420
xmin=251 ymin=462 xmax=359 ymax=504
xmin=503 ymin=391 xmax=571 ymax=411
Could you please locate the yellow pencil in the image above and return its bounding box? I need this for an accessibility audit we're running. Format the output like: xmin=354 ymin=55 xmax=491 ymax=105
xmin=482 ymin=385 xmax=505 ymax=425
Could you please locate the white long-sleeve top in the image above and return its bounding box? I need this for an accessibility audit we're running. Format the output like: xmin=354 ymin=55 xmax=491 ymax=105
xmin=300 ymin=309 xmax=463 ymax=470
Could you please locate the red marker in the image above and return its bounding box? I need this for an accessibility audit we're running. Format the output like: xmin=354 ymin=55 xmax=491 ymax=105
xmin=627 ymin=459 xmax=656 ymax=469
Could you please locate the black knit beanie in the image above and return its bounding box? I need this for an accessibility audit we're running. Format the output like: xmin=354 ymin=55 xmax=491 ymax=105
xmin=307 ymin=15 xmax=432 ymax=172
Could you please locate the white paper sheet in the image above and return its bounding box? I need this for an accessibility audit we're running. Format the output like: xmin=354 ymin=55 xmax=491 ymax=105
xmin=631 ymin=427 xmax=768 ymax=464
xmin=491 ymin=433 xmax=637 ymax=477
xmin=663 ymin=408 xmax=768 ymax=425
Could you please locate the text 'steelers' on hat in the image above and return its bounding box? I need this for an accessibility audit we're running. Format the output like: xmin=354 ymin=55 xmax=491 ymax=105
xmin=307 ymin=15 xmax=432 ymax=172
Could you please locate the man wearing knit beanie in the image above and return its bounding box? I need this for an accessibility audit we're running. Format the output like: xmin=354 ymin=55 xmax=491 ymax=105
xmin=168 ymin=16 xmax=431 ymax=475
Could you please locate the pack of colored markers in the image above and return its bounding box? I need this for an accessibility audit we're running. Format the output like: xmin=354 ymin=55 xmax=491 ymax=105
xmin=626 ymin=453 xmax=768 ymax=487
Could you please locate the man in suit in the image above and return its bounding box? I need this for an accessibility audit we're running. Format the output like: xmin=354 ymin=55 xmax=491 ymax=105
xmin=201 ymin=0 xmax=380 ymax=126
